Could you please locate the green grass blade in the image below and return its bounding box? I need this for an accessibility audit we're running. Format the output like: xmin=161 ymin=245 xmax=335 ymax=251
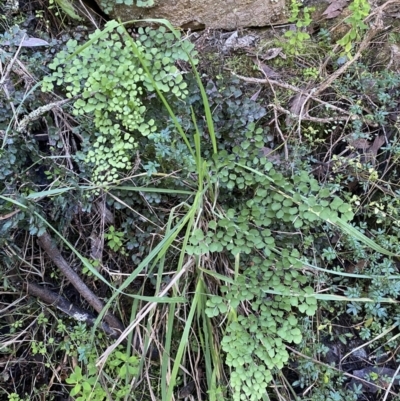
xmin=113 ymin=186 xmax=193 ymax=195
xmin=301 ymin=260 xmax=400 ymax=279
xmin=166 ymin=277 xmax=201 ymax=400
xmin=64 ymin=20 xmax=120 ymax=60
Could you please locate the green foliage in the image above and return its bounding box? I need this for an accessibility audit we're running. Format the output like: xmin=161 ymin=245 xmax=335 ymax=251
xmin=293 ymin=355 xmax=361 ymax=400
xmin=284 ymin=0 xmax=314 ymax=55
xmin=204 ymin=77 xmax=267 ymax=148
xmin=58 ymin=323 xmax=139 ymax=401
xmin=336 ymin=0 xmax=370 ymax=57
xmin=3 ymin=9 xmax=400 ymax=401
xmin=105 ymin=225 xmax=127 ymax=255
xmin=42 ymin=22 xmax=196 ymax=184
xmin=66 ymin=350 xmax=138 ymax=401
xmin=50 ymin=0 xmax=82 ymax=21
xmin=8 ymin=394 xmax=29 ymax=401
xmin=303 ymin=67 xmax=320 ymax=80
xmin=210 ymin=256 xmax=316 ymax=401
xmin=338 ymin=65 xmax=400 ymax=130
xmin=186 ymin=121 xmax=357 ymax=400
xmin=136 ymin=0 xmax=155 ymax=7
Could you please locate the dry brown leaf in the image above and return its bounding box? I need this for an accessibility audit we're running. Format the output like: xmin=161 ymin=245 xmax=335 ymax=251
xmin=262 ymin=47 xmax=284 ymax=60
xmin=250 ymin=88 xmax=261 ymax=101
xmin=360 ymin=134 xmax=386 ymax=165
xmin=286 ymin=93 xmax=309 ymax=126
xmin=289 ymin=93 xmax=308 ymax=115
xmin=347 ymin=259 xmax=368 ymax=273
xmin=90 ymin=233 xmax=103 ymax=262
xmin=257 ymin=61 xmax=281 ymax=79
xmin=260 ymin=147 xmax=281 ymax=164
xmin=178 ymin=381 xmax=196 ymax=398
xmin=348 ymin=138 xmax=370 ymax=150
xmin=322 ymin=0 xmax=350 ymax=19
xmin=369 ymin=134 xmax=386 ymax=156
xmin=250 ymin=56 xmax=281 ymax=79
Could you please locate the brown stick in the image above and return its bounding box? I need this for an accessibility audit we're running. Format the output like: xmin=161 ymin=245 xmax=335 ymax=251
xmin=37 ymin=232 xmax=124 ymax=336
xmin=312 ymin=26 xmax=379 ymax=98
xmin=25 ymin=281 xmax=120 ymax=338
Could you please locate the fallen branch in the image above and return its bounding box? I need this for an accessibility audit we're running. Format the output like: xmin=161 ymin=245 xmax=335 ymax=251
xmin=233 ymin=73 xmax=379 ymax=127
xmin=25 ymin=281 xmax=119 ymax=338
xmin=313 ymin=23 xmax=381 ymax=97
xmin=269 ymin=103 xmax=354 ymax=124
xmin=37 ymin=232 xmax=125 ymax=336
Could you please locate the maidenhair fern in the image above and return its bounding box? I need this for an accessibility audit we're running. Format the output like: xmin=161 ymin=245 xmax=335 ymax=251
xmin=188 ymin=123 xmax=354 ymax=401
xmin=42 ymin=22 xmax=196 ymax=184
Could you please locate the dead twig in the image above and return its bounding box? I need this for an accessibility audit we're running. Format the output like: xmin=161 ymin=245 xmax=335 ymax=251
xmin=261 ymin=74 xmax=289 ymax=160
xmin=234 ymin=73 xmax=382 ymax=129
xmin=0 ymin=210 xmax=20 ymax=220
xmin=233 ymin=74 xmax=354 ymax=116
xmin=234 ymin=6 xmax=388 ymax=132
xmin=313 ymin=25 xmax=380 ymax=98
xmin=269 ymin=103 xmax=353 ymax=124
xmin=37 ymin=231 xmax=125 ymax=336
xmin=0 ymin=35 xmax=27 ymax=124
xmin=25 ymin=281 xmax=120 ymax=338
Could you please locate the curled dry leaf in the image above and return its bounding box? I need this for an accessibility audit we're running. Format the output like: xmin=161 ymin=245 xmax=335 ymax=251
xmin=178 ymin=381 xmax=196 ymax=398
xmin=286 ymin=92 xmax=310 ymax=126
xmin=90 ymin=233 xmax=103 ymax=262
xmin=95 ymin=201 xmax=115 ymax=225
xmin=289 ymin=93 xmax=309 ymax=116
xmin=345 ymin=134 xmax=386 ymax=165
xmin=259 ymin=63 xmax=281 ymax=79
xmin=369 ymin=134 xmax=386 ymax=156
xmin=362 ymin=134 xmax=386 ymax=165
xmin=322 ymin=0 xmax=350 ymax=19
xmin=252 ymin=57 xmax=281 ymax=79
xmin=388 ymin=44 xmax=400 ymax=69
xmin=250 ymin=88 xmax=261 ymax=101
xmin=261 ymin=47 xmax=286 ymax=60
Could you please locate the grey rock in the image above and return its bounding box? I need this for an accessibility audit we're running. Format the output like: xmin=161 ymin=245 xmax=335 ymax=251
xmin=98 ymin=0 xmax=288 ymax=30
xmin=349 ymin=367 xmax=400 ymax=393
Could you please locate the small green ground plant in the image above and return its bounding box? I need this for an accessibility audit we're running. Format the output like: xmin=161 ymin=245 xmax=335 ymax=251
xmin=66 ymin=351 xmax=139 ymax=400
xmin=282 ymin=0 xmax=370 ymax=60
xmin=284 ymin=0 xmax=314 ymax=55
xmin=337 ymin=0 xmax=370 ymax=57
